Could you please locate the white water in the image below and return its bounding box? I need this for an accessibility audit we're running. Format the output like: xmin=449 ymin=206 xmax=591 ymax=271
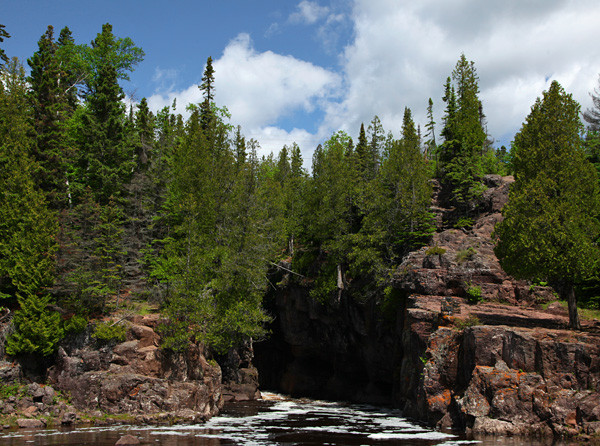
xmin=0 ymin=393 xmax=485 ymax=445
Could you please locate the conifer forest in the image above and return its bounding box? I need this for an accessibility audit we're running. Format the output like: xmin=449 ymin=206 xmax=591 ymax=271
xmin=2 ymin=22 xmax=600 ymax=359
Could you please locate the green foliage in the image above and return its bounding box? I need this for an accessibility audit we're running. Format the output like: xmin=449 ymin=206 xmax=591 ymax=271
xmin=425 ymin=245 xmax=446 ymax=256
xmin=309 ymin=259 xmax=338 ymax=302
xmin=439 ymin=55 xmax=488 ymax=213
xmin=494 ymin=81 xmax=600 ymax=330
xmin=62 ymin=314 xmax=88 ymax=334
xmin=6 ymin=293 xmax=64 ymax=357
xmin=454 ymin=217 xmax=473 ymax=229
xmin=456 ymin=247 xmax=476 ymax=263
xmin=0 ymin=383 xmax=25 ymax=399
xmin=465 ymin=283 xmax=482 ymax=304
xmin=455 ymin=315 xmax=481 ymax=330
xmin=0 ymin=58 xmax=58 ymax=299
xmin=92 ymin=321 xmax=126 ymax=343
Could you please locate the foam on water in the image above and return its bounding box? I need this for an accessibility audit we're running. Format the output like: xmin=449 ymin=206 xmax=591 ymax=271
xmin=0 ymin=393 xmax=463 ymax=445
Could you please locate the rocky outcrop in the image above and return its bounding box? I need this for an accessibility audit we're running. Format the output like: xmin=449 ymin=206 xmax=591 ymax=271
xmin=255 ymin=175 xmax=600 ymax=439
xmin=47 ymin=315 xmax=223 ymax=423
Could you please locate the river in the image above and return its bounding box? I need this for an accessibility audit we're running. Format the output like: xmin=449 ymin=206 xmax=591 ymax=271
xmin=0 ymin=393 xmax=564 ymax=445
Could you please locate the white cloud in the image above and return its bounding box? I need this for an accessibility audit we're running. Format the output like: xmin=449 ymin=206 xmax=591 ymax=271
xmin=289 ymin=1 xmax=330 ymax=25
xmin=213 ymin=33 xmax=340 ymax=130
xmin=325 ymin=0 xmax=600 ymax=146
xmin=147 ymin=0 xmax=600 ymax=168
xmin=146 ymin=33 xmax=340 ymax=167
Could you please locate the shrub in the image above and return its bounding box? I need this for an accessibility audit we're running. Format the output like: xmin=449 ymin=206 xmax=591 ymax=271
xmin=92 ymin=321 xmax=127 ymax=343
xmin=425 ymin=245 xmax=446 ymax=256
xmin=465 ymin=284 xmax=482 ymax=304
xmin=62 ymin=314 xmax=88 ymax=334
xmin=456 ymin=247 xmax=477 ymax=263
xmin=455 ymin=315 xmax=481 ymax=330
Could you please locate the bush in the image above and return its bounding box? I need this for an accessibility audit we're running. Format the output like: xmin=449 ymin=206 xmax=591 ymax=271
xmin=456 ymin=247 xmax=477 ymax=263
xmin=5 ymin=293 xmax=64 ymax=357
xmin=92 ymin=321 xmax=127 ymax=343
xmin=425 ymin=245 xmax=446 ymax=256
xmin=465 ymin=284 xmax=482 ymax=304
xmin=62 ymin=314 xmax=88 ymax=334
xmin=455 ymin=315 xmax=481 ymax=330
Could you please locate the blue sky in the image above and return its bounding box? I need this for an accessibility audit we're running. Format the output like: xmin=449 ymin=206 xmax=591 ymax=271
xmin=3 ymin=0 xmax=600 ymax=164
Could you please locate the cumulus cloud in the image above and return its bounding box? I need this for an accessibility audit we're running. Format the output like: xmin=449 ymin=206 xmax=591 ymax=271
xmin=326 ymin=0 xmax=600 ymax=145
xmin=146 ymin=32 xmax=340 ymax=165
xmin=148 ymin=0 xmax=600 ymax=167
xmin=213 ymin=33 xmax=341 ymax=129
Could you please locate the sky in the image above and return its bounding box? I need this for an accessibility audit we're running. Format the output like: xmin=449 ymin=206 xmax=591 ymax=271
xmin=2 ymin=0 xmax=600 ymax=166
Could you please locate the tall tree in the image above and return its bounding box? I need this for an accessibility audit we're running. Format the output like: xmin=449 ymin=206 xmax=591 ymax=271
xmin=0 ymin=58 xmax=58 ymax=300
xmin=71 ymin=26 xmax=134 ymax=205
xmin=28 ymin=25 xmax=72 ymax=207
xmin=424 ymin=98 xmax=436 ymax=160
xmin=494 ymin=81 xmax=600 ymax=330
xmin=200 ymin=56 xmax=215 ymax=132
xmin=438 ymin=55 xmax=487 ymax=215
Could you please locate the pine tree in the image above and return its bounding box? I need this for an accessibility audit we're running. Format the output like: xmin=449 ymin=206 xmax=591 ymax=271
xmin=494 ymin=81 xmax=600 ymax=330
xmin=134 ymin=97 xmax=155 ymax=168
xmin=355 ymin=123 xmax=369 ymax=179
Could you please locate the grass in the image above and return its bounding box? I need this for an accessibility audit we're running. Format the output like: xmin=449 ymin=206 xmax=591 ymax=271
xmin=456 ymin=247 xmax=477 ymax=263
xmin=542 ymin=299 xmax=600 ymax=321
xmin=455 ymin=315 xmax=481 ymax=330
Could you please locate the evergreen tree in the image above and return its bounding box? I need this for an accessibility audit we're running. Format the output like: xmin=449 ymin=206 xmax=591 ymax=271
xmin=494 ymin=81 xmax=600 ymax=330
xmin=72 ymin=39 xmax=133 ymax=204
xmin=438 ymin=55 xmax=487 ymax=215
xmin=355 ymin=123 xmax=369 ymax=179
xmin=200 ymin=56 xmax=215 ymax=132
xmin=0 ymin=58 xmax=58 ymax=299
xmin=366 ymin=115 xmax=384 ymax=179
xmin=134 ymin=97 xmax=155 ymax=168
xmin=0 ymin=24 xmax=9 ymax=67
xmin=6 ymin=292 xmax=63 ymax=357
xmin=28 ymin=25 xmax=72 ymax=208
xmin=584 ymin=74 xmax=600 ymax=132
xmin=425 ymin=98 xmax=436 ymax=161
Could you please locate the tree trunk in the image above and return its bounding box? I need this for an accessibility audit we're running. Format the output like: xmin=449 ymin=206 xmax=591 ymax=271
xmin=566 ymin=283 xmax=581 ymax=330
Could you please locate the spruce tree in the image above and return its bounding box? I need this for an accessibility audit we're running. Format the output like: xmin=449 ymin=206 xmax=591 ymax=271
xmin=438 ymin=55 xmax=487 ymax=216
xmin=494 ymin=81 xmax=600 ymax=330
xmin=28 ymin=25 xmax=71 ymax=208
xmin=0 ymin=24 xmax=9 ymax=67
xmin=0 ymin=58 xmax=58 ymax=299
xmin=199 ymin=56 xmax=215 ymax=132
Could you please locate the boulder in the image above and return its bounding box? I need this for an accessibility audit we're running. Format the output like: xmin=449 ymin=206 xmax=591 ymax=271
xmin=115 ymin=434 xmax=140 ymax=445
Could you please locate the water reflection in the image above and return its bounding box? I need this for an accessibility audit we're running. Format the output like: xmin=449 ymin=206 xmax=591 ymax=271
xmin=0 ymin=393 xmax=567 ymax=445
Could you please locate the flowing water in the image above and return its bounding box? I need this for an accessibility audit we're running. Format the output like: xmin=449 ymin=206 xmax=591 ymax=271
xmin=0 ymin=393 xmax=562 ymax=445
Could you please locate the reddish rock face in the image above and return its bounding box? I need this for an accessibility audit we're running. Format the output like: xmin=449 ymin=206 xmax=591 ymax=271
xmin=256 ymin=174 xmax=600 ymax=439
xmin=47 ymin=315 xmax=224 ymax=422
xmin=393 ymin=175 xmax=600 ymax=437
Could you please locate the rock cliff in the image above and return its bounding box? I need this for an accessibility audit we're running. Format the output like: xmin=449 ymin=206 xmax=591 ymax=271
xmin=0 ymin=313 xmax=261 ymax=427
xmin=255 ymin=175 xmax=600 ymax=439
